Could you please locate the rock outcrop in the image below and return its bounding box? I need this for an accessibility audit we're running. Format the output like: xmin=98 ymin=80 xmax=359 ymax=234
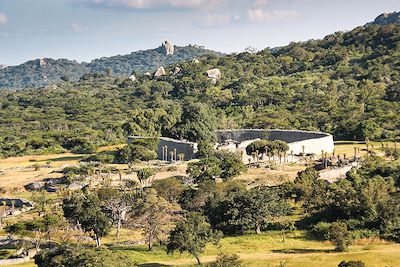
xmin=154 ymin=66 xmax=166 ymax=77
xmin=161 ymin=40 xmax=175 ymax=56
xmin=129 ymin=74 xmax=137 ymax=81
xmin=192 ymin=59 xmax=200 ymax=64
xmin=173 ymin=67 xmax=181 ymax=75
xmin=367 ymin=12 xmax=400 ymax=26
xmin=206 ymin=68 xmax=221 ymax=83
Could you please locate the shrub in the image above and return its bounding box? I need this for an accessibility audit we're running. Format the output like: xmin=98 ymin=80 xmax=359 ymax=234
xmin=329 ymin=222 xmax=352 ymax=252
xmin=208 ymin=253 xmax=244 ymax=267
xmin=310 ymin=222 xmax=331 ymax=240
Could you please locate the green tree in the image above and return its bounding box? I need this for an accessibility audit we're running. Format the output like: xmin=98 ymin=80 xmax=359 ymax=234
xmin=328 ymin=222 xmax=352 ymax=252
xmin=167 ymin=212 xmax=222 ymax=265
xmin=62 ymin=192 xmax=111 ymax=247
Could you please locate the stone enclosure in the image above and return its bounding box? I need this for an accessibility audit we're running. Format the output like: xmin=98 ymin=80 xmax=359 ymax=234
xmin=128 ymin=129 xmax=334 ymax=163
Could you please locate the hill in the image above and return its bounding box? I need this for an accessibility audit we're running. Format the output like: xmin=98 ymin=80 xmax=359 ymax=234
xmin=367 ymin=11 xmax=400 ymax=26
xmin=0 ymin=22 xmax=399 ymax=158
xmin=0 ymin=42 xmax=222 ymax=89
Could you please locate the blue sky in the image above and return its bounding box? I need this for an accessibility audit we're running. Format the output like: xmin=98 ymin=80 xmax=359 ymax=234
xmin=0 ymin=0 xmax=399 ymax=65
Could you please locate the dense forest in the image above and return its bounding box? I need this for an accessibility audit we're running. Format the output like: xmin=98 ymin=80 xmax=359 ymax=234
xmin=0 ymin=23 xmax=399 ymax=158
xmin=0 ymin=45 xmax=222 ymax=89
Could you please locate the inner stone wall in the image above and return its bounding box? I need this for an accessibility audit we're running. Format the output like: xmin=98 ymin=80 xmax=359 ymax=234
xmin=215 ymin=129 xmax=329 ymax=144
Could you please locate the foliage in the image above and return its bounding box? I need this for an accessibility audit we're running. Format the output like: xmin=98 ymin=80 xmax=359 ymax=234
xmin=328 ymin=222 xmax=352 ymax=252
xmin=187 ymin=151 xmax=245 ymax=183
xmin=167 ymin=212 xmax=222 ymax=265
xmin=1 ymin=24 xmax=399 ymax=158
xmin=62 ymin=191 xmax=111 ymax=247
xmin=152 ymin=177 xmax=185 ymax=203
xmin=132 ymin=189 xmax=174 ymax=250
xmin=115 ymin=139 xmax=157 ymax=164
xmin=208 ymin=253 xmax=244 ymax=267
xmin=34 ymin=244 xmax=137 ymax=267
xmin=0 ymin=45 xmax=221 ymax=89
xmin=206 ymin=186 xmax=290 ymax=234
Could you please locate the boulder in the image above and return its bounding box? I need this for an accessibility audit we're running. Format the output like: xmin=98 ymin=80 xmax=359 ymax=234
xmin=161 ymin=40 xmax=174 ymax=56
xmin=192 ymin=59 xmax=200 ymax=64
xmin=206 ymin=68 xmax=221 ymax=83
xmin=129 ymin=74 xmax=136 ymax=82
xmin=173 ymin=67 xmax=181 ymax=75
xmin=154 ymin=66 xmax=166 ymax=78
xmin=24 ymin=182 xmax=43 ymax=191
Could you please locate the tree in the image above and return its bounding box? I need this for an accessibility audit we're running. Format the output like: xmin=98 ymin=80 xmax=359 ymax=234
xmin=115 ymin=138 xmax=157 ymax=165
xmin=132 ymin=190 xmax=174 ymax=250
xmin=167 ymin=212 xmax=222 ymax=265
xmin=206 ymin=186 xmax=290 ymax=234
xmin=152 ymin=177 xmax=185 ymax=203
xmin=5 ymin=214 xmax=63 ymax=251
xmin=98 ymin=188 xmax=133 ymax=238
xmin=187 ymin=152 xmax=245 ymax=183
xmin=62 ymin=192 xmax=111 ymax=247
xmin=137 ymin=168 xmax=156 ymax=188
xmin=328 ymin=222 xmax=352 ymax=252
xmin=187 ymin=156 xmax=221 ymax=183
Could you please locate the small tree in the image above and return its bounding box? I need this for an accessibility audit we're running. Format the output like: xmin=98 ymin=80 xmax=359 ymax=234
xmin=137 ymin=168 xmax=156 ymax=188
xmin=329 ymin=222 xmax=352 ymax=252
xmin=167 ymin=212 xmax=222 ymax=265
xmin=63 ymin=192 xmax=111 ymax=247
xmin=133 ymin=190 xmax=174 ymax=251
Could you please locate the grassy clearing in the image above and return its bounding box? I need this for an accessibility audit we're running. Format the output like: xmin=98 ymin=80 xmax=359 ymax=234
xmin=6 ymin=231 xmax=397 ymax=267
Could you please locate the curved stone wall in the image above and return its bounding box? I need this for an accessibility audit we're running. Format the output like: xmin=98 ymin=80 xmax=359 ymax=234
xmin=215 ymin=129 xmax=334 ymax=159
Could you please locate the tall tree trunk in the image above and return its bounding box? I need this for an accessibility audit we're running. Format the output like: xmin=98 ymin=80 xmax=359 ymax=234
xmin=116 ymin=218 xmax=122 ymax=238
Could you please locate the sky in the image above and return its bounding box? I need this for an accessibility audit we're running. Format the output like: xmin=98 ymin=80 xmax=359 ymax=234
xmin=0 ymin=0 xmax=399 ymax=65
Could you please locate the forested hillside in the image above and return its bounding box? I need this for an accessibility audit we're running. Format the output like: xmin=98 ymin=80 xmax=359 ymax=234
xmin=0 ymin=44 xmax=221 ymax=89
xmin=0 ymin=24 xmax=399 ymax=158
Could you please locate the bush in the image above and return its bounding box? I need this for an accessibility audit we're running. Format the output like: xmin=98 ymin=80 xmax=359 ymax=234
xmin=208 ymin=253 xmax=244 ymax=267
xmin=35 ymin=245 xmax=137 ymax=267
xmin=310 ymin=222 xmax=331 ymax=240
xmin=329 ymin=222 xmax=352 ymax=252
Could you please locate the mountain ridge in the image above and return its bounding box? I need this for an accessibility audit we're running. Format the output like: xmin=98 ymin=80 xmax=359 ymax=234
xmin=0 ymin=42 xmax=222 ymax=89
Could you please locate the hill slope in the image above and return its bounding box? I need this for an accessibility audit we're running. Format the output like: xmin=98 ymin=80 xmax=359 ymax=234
xmin=0 ymin=22 xmax=399 ymax=158
xmin=367 ymin=11 xmax=400 ymax=26
xmin=0 ymin=43 xmax=222 ymax=89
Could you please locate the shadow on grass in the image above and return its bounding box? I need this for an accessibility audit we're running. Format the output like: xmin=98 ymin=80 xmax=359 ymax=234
xmin=272 ymin=248 xmax=331 ymax=254
xmin=138 ymin=264 xmax=171 ymax=267
xmin=41 ymin=155 xmax=86 ymax=162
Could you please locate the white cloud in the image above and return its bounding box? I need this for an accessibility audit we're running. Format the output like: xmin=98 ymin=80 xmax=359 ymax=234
xmin=71 ymin=22 xmax=88 ymax=33
xmin=0 ymin=13 xmax=8 ymax=25
xmin=79 ymin=0 xmax=224 ymax=10
xmin=196 ymin=13 xmax=239 ymax=28
xmin=247 ymin=9 xmax=298 ymax=23
xmin=253 ymin=0 xmax=268 ymax=7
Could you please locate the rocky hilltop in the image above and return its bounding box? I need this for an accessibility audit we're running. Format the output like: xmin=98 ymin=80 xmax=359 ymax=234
xmin=367 ymin=11 xmax=400 ymax=26
xmin=0 ymin=41 xmax=222 ymax=89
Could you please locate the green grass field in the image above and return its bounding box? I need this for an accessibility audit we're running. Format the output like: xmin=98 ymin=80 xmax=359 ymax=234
xmin=4 ymin=231 xmax=400 ymax=267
